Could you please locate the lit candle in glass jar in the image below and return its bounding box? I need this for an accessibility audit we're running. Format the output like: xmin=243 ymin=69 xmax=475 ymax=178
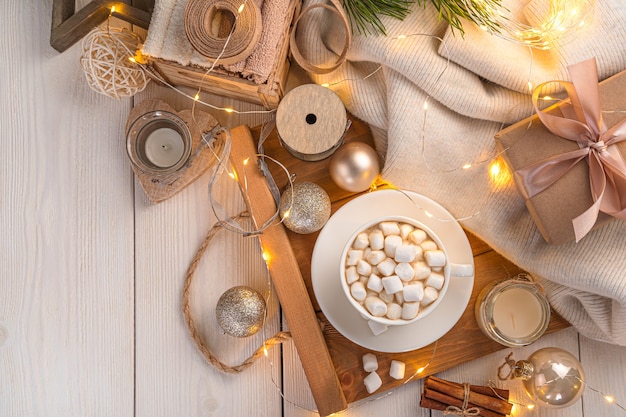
xmin=475 ymin=274 xmax=550 ymax=347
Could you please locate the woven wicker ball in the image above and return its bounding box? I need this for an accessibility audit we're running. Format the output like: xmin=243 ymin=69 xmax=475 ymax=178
xmin=80 ymin=26 xmax=148 ymax=99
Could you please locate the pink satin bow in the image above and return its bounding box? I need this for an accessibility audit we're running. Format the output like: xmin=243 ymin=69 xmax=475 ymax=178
xmin=515 ymin=58 xmax=626 ymax=242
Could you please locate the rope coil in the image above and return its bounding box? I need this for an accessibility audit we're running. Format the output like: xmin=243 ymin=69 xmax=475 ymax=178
xmin=182 ymin=212 xmax=291 ymax=373
xmin=184 ymin=0 xmax=263 ymax=65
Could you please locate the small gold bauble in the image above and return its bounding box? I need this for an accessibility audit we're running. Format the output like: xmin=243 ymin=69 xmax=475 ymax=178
xmin=215 ymin=286 xmax=266 ymax=338
xmin=329 ymin=142 xmax=380 ymax=192
xmin=279 ymin=182 xmax=331 ymax=234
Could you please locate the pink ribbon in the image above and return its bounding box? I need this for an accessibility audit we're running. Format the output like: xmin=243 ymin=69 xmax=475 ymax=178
xmin=515 ymin=58 xmax=626 ymax=242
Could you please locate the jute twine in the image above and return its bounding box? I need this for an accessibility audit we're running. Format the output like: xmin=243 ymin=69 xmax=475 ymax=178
xmin=184 ymin=0 xmax=263 ymax=65
xmin=289 ymin=0 xmax=351 ymax=74
xmin=182 ymin=212 xmax=291 ymax=373
xmin=80 ymin=26 xmax=148 ymax=99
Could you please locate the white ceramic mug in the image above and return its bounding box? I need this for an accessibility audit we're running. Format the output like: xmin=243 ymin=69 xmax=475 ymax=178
xmin=339 ymin=216 xmax=473 ymax=335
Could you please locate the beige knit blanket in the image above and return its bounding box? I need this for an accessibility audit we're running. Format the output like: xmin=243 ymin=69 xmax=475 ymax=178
xmin=297 ymin=0 xmax=626 ymax=345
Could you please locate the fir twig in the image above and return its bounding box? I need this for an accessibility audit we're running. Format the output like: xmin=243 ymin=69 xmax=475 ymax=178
xmin=342 ymin=0 xmax=504 ymax=36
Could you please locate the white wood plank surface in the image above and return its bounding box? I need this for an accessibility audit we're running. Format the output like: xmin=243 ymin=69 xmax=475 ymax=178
xmin=2 ymin=2 xmax=626 ymax=417
xmin=1 ymin=1 xmax=135 ymax=415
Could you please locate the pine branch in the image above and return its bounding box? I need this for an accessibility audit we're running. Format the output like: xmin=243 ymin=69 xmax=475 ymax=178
xmin=341 ymin=0 xmax=503 ymax=36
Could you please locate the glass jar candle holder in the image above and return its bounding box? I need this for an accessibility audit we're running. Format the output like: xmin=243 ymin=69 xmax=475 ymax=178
xmin=475 ymin=274 xmax=551 ymax=347
xmin=126 ymin=110 xmax=192 ymax=176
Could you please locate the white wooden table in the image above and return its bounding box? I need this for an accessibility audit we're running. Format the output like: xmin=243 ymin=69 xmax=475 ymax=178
xmin=2 ymin=2 xmax=626 ymax=416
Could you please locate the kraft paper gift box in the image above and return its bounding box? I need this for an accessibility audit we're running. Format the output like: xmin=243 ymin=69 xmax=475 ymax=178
xmin=495 ymin=62 xmax=626 ymax=245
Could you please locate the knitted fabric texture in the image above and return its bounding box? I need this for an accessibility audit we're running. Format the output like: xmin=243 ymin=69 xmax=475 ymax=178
xmin=296 ymin=0 xmax=626 ymax=345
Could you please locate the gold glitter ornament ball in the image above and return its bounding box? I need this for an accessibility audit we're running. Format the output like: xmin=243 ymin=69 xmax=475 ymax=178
xmin=279 ymin=182 xmax=331 ymax=234
xmin=215 ymin=286 xmax=266 ymax=338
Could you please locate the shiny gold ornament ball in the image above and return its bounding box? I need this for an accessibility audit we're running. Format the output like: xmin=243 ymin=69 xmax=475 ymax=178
xmin=329 ymin=142 xmax=381 ymax=192
xmin=215 ymin=286 xmax=266 ymax=338
xmin=279 ymin=182 xmax=331 ymax=234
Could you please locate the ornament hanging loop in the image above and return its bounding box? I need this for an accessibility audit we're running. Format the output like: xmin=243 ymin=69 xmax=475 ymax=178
xmin=497 ymin=352 xmax=517 ymax=380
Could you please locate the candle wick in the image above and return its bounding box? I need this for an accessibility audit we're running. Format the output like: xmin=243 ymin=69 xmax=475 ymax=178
xmin=510 ymin=314 xmax=516 ymax=330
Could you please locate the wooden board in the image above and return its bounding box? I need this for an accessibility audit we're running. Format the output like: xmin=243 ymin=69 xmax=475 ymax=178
xmin=252 ymin=117 xmax=571 ymax=407
xmin=229 ymin=126 xmax=347 ymax=416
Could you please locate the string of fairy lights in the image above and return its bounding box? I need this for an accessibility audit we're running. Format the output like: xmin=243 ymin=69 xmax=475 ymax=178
xmin=93 ymin=1 xmax=625 ymax=414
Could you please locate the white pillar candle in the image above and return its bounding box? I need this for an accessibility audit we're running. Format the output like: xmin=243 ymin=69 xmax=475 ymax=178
xmin=492 ymin=287 xmax=543 ymax=339
xmin=144 ymin=127 xmax=186 ymax=168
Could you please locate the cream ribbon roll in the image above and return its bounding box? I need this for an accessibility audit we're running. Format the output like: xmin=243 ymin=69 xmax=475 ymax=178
xmin=184 ymin=0 xmax=263 ymax=65
xmin=276 ymin=84 xmax=349 ymax=161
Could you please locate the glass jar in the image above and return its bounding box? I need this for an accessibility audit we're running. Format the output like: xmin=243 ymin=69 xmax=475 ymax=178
xmin=475 ymin=274 xmax=551 ymax=347
xmin=126 ymin=110 xmax=192 ymax=176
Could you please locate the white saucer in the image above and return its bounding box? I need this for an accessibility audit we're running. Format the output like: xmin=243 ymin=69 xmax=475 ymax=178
xmin=311 ymin=189 xmax=474 ymax=353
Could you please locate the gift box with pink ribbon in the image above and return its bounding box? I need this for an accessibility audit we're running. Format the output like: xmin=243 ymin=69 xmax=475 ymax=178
xmin=495 ymin=58 xmax=626 ymax=245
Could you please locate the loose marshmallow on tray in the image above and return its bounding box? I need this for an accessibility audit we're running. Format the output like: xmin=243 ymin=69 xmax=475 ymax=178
xmin=362 ymin=353 xmax=378 ymax=372
xmin=364 ymin=371 xmax=383 ymax=394
xmin=344 ymin=219 xmax=446 ymax=322
xmin=390 ymin=360 xmax=406 ymax=380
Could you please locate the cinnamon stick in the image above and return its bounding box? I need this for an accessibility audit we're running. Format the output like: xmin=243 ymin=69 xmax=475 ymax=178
xmin=428 ymin=375 xmax=510 ymax=400
xmin=424 ymin=377 xmax=513 ymax=415
xmin=423 ymin=388 xmax=506 ymax=417
xmin=419 ymin=397 xmax=448 ymax=412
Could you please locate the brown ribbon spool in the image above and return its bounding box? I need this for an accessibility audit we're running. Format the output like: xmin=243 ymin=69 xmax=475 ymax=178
xmin=289 ymin=0 xmax=352 ymax=74
xmin=184 ymin=0 xmax=263 ymax=65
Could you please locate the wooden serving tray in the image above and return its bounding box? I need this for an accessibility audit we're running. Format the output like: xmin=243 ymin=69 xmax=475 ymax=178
xmin=244 ymin=120 xmax=570 ymax=414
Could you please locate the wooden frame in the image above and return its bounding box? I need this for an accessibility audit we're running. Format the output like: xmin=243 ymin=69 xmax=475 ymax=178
xmin=50 ymin=0 xmax=152 ymax=52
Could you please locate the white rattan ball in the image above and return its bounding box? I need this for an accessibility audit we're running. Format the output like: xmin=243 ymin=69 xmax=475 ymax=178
xmin=80 ymin=26 xmax=149 ymax=99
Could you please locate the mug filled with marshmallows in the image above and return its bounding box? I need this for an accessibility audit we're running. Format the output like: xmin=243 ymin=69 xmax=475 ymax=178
xmin=340 ymin=216 xmax=473 ymax=335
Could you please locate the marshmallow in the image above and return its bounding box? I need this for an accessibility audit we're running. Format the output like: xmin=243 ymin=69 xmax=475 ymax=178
xmin=413 ymin=261 xmax=431 ymax=279
xmin=395 ymin=291 xmax=404 ymax=305
xmin=424 ymin=250 xmax=446 ymax=267
xmin=362 ymin=353 xmax=378 ymax=372
xmin=366 ymin=250 xmax=386 ymax=266
xmin=425 ymin=272 xmax=445 ymax=290
xmin=395 ymin=262 xmax=415 ymax=281
xmin=384 ymin=235 xmax=403 ymax=258
xmin=346 ymin=249 xmax=364 ymax=266
xmin=394 ymin=244 xmax=418 ymax=263
xmin=403 ymin=283 xmax=424 ymax=302
xmin=364 ymin=371 xmax=383 ymax=394
xmin=379 ymin=221 xmax=401 ymax=236
xmin=356 ymin=259 xmax=372 ymax=276
xmin=345 ymin=266 xmax=359 ymax=284
xmin=379 ymin=290 xmax=394 ymax=303
xmin=390 ymin=360 xmax=406 ymax=380
xmin=386 ymin=303 xmax=402 ymax=320
xmin=350 ymin=281 xmax=367 ymax=301
xmin=382 ymin=275 xmax=403 ymax=294
xmin=377 ymin=258 xmax=397 ymax=276
xmin=420 ymin=240 xmax=438 ymax=251
xmin=421 ymin=286 xmax=439 ymax=306
xmin=401 ymin=302 xmax=420 ymax=320
xmin=400 ymin=223 xmax=414 ymax=240
xmin=369 ymin=229 xmax=384 ymax=250
xmin=365 ymin=296 xmax=387 ymax=317
xmin=353 ymin=232 xmax=370 ymax=249
xmin=366 ymin=274 xmax=383 ymax=293
xmin=408 ymin=228 xmax=427 ymax=244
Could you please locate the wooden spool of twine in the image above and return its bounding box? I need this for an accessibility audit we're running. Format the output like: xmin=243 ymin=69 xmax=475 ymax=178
xmin=276 ymin=84 xmax=348 ymax=161
xmin=184 ymin=0 xmax=263 ymax=65
xmin=182 ymin=212 xmax=291 ymax=373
